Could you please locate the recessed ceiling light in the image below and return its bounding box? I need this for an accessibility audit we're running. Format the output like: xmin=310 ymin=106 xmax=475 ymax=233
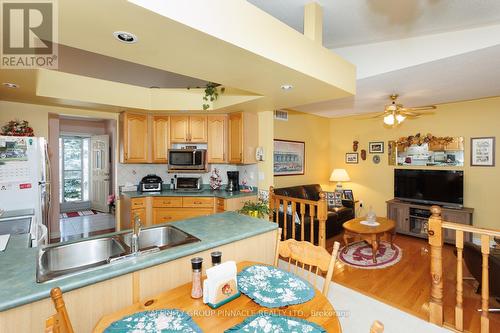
xmin=2 ymin=82 xmax=19 ymax=88
xmin=281 ymin=84 xmax=293 ymax=91
xmin=113 ymin=31 xmax=138 ymax=44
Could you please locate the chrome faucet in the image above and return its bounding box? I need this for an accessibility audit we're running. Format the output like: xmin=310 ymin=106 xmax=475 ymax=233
xmin=131 ymin=213 xmax=142 ymax=253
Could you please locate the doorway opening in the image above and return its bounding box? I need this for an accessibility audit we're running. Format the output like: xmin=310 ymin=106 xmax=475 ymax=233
xmin=56 ymin=117 xmax=116 ymax=242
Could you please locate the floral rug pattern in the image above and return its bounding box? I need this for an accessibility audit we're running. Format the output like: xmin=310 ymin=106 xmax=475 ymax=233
xmin=339 ymin=241 xmax=402 ymax=269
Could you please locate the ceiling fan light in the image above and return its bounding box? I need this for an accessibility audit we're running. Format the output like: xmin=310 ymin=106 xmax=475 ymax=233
xmin=383 ymin=114 xmax=395 ymax=125
xmin=396 ymin=114 xmax=406 ymax=123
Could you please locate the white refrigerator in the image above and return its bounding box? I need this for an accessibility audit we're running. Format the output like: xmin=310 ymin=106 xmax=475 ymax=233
xmin=0 ymin=136 xmax=50 ymax=246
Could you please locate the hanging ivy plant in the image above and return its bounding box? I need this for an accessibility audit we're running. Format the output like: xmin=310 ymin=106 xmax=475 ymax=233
xmin=202 ymin=82 xmax=225 ymax=110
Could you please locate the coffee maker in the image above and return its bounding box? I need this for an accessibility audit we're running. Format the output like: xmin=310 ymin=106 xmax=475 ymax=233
xmin=226 ymin=171 xmax=240 ymax=192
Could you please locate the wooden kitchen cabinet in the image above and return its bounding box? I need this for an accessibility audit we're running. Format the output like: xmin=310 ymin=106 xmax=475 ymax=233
xmin=170 ymin=116 xmax=207 ymax=143
xmin=120 ymin=112 xmax=170 ymax=163
xmin=152 ymin=115 xmax=170 ymax=163
xmin=207 ymin=115 xmax=227 ymax=163
xmin=120 ymin=112 xmax=149 ymax=163
xmin=189 ymin=116 xmax=208 ymax=143
xmin=228 ymin=112 xmax=258 ymax=164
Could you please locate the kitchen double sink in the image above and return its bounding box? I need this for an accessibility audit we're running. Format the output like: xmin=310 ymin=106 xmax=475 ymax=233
xmin=36 ymin=225 xmax=200 ymax=283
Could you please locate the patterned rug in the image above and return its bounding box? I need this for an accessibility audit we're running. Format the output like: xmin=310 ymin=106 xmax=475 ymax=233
xmin=339 ymin=241 xmax=402 ymax=269
xmin=60 ymin=210 xmax=99 ymax=219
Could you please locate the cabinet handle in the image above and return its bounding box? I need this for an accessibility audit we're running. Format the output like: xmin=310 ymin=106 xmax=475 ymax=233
xmin=194 ymin=201 xmax=202 ymax=204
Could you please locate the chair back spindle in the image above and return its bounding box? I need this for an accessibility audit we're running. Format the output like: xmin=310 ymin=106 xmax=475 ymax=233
xmin=45 ymin=287 xmax=74 ymax=333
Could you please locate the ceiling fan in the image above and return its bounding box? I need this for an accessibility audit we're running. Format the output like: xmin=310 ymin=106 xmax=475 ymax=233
xmin=370 ymin=94 xmax=436 ymax=126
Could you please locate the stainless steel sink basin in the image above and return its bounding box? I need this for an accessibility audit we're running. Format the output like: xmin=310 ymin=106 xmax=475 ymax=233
xmin=37 ymin=237 xmax=126 ymax=282
xmin=36 ymin=225 xmax=200 ymax=283
xmin=122 ymin=225 xmax=200 ymax=251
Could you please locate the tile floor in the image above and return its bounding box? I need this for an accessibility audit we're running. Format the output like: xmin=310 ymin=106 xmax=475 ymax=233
xmin=56 ymin=213 xmax=116 ymax=242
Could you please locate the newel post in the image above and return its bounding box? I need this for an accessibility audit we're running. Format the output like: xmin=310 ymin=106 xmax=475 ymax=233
xmin=317 ymin=192 xmax=328 ymax=248
xmin=428 ymin=205 xmax=444 ymax=326
xmin=268 ymin=186 xmax=275 ymax=222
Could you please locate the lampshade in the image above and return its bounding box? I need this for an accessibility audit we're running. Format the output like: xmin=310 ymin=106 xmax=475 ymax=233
xmin=330 ymin=169 xmax=350 ymax=182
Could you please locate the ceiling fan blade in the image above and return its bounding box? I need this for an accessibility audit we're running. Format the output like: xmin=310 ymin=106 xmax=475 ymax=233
xmin=358 ymin=112 xmax=387 ymax=119
xmin=404 ymin=105 xmax=437 ymax=111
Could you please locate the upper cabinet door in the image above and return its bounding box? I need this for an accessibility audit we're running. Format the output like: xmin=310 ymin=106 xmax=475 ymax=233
xmin=152 ymin=116 xmax=169 ymax=163
xmin=189 ymin=116 xmax=208 ymax=143
xmin=207 ymin=115 xmax=227 ymax=163
xmin=228 ymin=113 xmax=243 ymax=163
xmin=170 ymin=116 xmax=189 ymax=143
xmin=122 ymin=113 xmax=148 ymax=163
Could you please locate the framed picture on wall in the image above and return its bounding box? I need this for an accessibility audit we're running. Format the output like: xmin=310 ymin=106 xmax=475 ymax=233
xmin=343 ymin=189 xmax=354 ymax=201
xmin=345 ymin=153 xmax=358 ymax=164
xmin=471 ymin=137 xmax=495 ymax=166
xmin=369 ymin=141 xmax=384 ymax=153
xmin=273 ymin=139 xmax=305 ymax=176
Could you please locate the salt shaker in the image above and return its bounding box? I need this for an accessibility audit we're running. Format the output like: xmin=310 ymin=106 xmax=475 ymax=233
xmin=190 ymin=257 xmax=203 ymax=299
xmin=211 ymin=251 xmax=222 ymax=266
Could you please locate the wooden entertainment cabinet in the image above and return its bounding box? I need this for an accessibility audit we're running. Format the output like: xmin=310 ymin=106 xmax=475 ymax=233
xmin=387 ymin=199 xmax=474 ymax=244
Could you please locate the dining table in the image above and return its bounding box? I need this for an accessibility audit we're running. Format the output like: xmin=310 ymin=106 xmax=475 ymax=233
xmin=93 ymin=261 xmax=342 ymax=332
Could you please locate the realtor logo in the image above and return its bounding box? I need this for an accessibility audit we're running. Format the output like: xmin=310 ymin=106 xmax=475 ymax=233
xmin=1 ymin=0 xmax=58 ymax=68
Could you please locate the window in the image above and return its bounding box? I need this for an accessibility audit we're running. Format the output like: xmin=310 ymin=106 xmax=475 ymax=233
xmin=59 ymin=136 xmax=90 ymax=202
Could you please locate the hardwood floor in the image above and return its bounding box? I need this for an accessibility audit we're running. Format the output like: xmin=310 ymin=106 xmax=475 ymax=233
xmin=327 ymin=234 xmax=500 ymax=333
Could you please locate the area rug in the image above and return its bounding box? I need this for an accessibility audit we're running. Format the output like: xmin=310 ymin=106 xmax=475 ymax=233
xmin=60 ymin=210 xmax=99 ymax=219
xmin=339 ymin=241 xmax=402 ymax=269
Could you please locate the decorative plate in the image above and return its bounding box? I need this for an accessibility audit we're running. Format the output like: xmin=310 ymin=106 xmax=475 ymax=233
xmin=225 ymin=313 xmax=326 ymax=333
xmin=373 ymin=155 xmax=381 ymax=164
xmin=237 ymin=265 xmax=315 ymax=308
xmin=103 ymin=309 xmax=202 ymax=333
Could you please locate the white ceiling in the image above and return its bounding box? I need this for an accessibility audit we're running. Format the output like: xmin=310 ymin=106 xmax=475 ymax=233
xmin=248 ymin=0 xmax=500 ymax=48
xmin=249 ymin=0 xmax=500 ymax=117
xmin=295 ymin=44 xmax=500 ymax=117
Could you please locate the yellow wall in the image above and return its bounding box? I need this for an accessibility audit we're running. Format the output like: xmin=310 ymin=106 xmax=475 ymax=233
xmin=257 ymin=111 xmax=274 ymax=191
xmin=329 ymin=96 xmax=500 ymax=229
xmin=274 ymin=110 xmax=331 ymax=188
xmin=0 ymin=101 xmax=50 ymax=137
xmin=0 ymin=100 xmax=118 ymax=139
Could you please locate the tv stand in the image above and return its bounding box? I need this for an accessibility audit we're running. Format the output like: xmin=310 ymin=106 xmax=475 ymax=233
xmin=386 ymin=199 xmax=473 ymax=244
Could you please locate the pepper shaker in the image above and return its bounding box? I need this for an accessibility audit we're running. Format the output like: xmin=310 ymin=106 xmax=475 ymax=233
xmin=211 ymin=251 xmax=222 ymax=266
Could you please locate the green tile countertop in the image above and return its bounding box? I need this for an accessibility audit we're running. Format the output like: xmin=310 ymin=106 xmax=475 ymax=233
xmin=121 ymin=187 xmax=258 ymax=199
xmin=0 ymin=212 xmax=276 ymax=312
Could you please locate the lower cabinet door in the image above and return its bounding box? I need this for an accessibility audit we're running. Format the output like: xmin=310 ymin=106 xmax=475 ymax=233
xmin=153 ymin=208 xmax=214 ymax=224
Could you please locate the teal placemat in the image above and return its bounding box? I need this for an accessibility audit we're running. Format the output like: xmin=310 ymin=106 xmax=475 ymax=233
xmin=225 ymin=313 xmax=326 ymax=332
xmin=237 ymin=265 xmax=315 ymax=308
xmin=103 ymin=309 xmax=202 ymax=332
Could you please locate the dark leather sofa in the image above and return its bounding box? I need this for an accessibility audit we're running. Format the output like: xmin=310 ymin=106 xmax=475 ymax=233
xmin=273 ymin=184 xmax=355 ymax=245
xmin=463 ymin=242 xmax=500 ymax=300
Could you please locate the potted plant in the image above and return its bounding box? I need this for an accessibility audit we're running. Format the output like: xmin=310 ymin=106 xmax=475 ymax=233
xmin=202 ymin=82 xmax=225 ymax=110
xmin=239 ymin=200 xmax=270 ymax=219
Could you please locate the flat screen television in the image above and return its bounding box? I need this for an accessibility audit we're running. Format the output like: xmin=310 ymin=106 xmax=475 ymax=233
xmin=394 ymin=169 xmax=464 ymax=208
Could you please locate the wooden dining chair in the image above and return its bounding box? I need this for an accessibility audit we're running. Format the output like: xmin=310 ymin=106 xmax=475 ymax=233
xmin=370 ymin=320 xmax=384 ymax=332
xmin=274 ymin=228 xmax=341 ymax=295
xmin=45 ymin=287 xmax=74 ymax=333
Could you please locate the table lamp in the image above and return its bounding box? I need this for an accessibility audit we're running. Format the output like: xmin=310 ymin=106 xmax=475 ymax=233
xmin=330 ymin=169 xmax=350 ymax=207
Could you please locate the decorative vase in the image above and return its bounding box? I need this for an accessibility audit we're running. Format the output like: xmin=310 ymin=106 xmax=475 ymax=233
xmin=209 ymin=168 xmax=222 ymax=190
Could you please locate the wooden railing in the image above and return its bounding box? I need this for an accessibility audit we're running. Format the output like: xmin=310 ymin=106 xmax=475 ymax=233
xmin=428 ymin=205 xmax=500 ymax=333
xmin=268 ymin=186 xmax=328 ymax=248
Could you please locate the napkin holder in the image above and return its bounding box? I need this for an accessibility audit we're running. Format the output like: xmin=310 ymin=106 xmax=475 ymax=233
xmin=203 ymin=261 xmax=240 ymax=309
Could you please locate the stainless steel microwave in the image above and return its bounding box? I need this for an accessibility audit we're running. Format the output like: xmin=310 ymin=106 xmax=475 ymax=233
xmin=168 ymin=149 xmax=207 ymax=171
